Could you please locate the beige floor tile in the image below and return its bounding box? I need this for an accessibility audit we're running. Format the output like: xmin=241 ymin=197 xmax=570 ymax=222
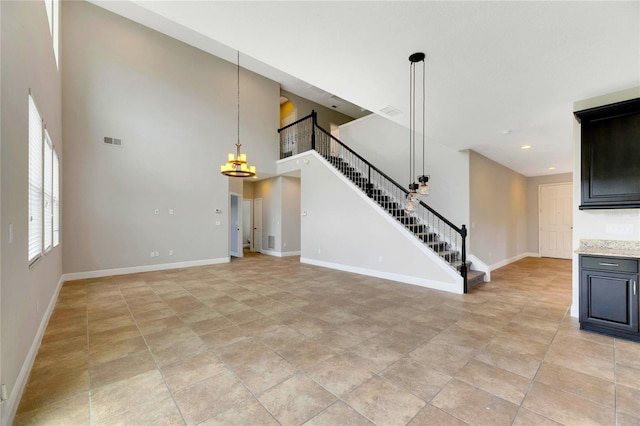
xmin=346 ymin=340 xmax=403 ymax=373
xmin=14 ymin=392 xmax=89 ymax=426
xmin=93 ymin=388 xmax=183 ymax=426
xmin=535 ymin=361 xmax=615 ymax=407
xmin=173 ymin=368 xmax=252 ymax=425
xmin=407 ymin=404 xmax=467 ymax=426
xmin=19 ymin=256 xmax=633 ymax=426
xmin=89 ymin=313 xmax=136 ymax=335
xmin=409 ymin=341 xmax=476 ymax=376
xmin=258 ymin=374 xmax=336 ymax=426
xmin=161 ymin=351 xmax=226 ymax=393
xmin=522 ymin=381 xmax=615 ymax=425
xmin=455 ymin=359 xmax=530 ymax=405
xmin=345 ymin=376 xmax=425 ymax=426
xmin=617 ymin=411 xmax=640 ymax=426
xmin=201 ymin=398 xmax=278 ymax=425
xmin=17 ymin=368 xmax=89 ymax=413
xmin=278 ymin=340 xmax=337 ymax=369
xmin=232 ymin=352 xmax=297 ymax=394
xmin=303 ymin=401 xmax=373 ymax=426
xmin=617 ymin=384 xmax=640 ymax=418
xmin=90 ymin=370 xmax=168 ymax=423
xmin=512 ymin=408 xmax=563 ymax=426
xmin=88 ymin=335 xmax=148 ymax=365
xmin=306 ymin=354 xmax=375 ymax=398
xmin=215 ymin=337 xmax=270 ymax=367
xmin=431 ymin=379 xmax=519 ymax=426
xmin=617 ymin=362 xmax=640 ymax=390
xmin=89 ymin=349 xmax=156 ymax=388
xmin=380 ymin=356 xmax=451 ymax=402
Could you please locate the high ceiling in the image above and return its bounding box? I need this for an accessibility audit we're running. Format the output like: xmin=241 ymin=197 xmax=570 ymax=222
xmin=90 ymin=1 xmax=639 ymax=177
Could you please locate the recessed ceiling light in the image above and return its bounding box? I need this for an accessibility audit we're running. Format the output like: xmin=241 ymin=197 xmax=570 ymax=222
xmin=548 ymin=166 xmax=556 ymax=170
xmin=521 ymin=145 xmax=532 ymax=150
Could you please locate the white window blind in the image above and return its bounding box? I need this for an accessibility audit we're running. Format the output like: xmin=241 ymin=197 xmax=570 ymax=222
xmin=28 ymin=94 xmax=43 ymax=263
xmin=44 ymin=130 xmax=53 ymax=252
xmin=53 ymin=151 xmax=60 ymax=247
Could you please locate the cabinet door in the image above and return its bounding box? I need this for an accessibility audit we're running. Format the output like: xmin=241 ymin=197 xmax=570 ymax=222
xmin=580 ymin=270 xmax=638 ymax=332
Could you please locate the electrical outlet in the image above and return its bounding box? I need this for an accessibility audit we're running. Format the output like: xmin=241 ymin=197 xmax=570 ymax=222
xmin=155 ymin=251 xmax=159 ymax=257
xmin=216 ymin=221 xmax=221 ymax=226
xmin=151 ymin=251 xmax=155 ymax=257
xmin=169 ymin=250 xmax=173 ymax=256
xmin=169 ymin=209 xmax=174 ymax=215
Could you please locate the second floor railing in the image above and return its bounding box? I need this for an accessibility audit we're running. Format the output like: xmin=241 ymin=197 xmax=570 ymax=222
xmin=278 ymin=111 xmax=468 ymax=292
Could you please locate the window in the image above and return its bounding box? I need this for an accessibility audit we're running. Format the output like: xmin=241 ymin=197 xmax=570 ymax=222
xmin=28 ymin=93 xmax=61 ymax=264
xmin=53 ymin=151 xmax=60 ymax=247
xmin=44 ymin=0 xmax=59 ymax=69
xmin=28 ymin=95 xmax=43 ymax=264
xmin=44 ymin=130 xmax=53 ymax=252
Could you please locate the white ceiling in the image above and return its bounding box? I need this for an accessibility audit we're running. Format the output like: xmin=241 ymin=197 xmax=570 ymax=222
xmin=90 ymin=1 xmax=639 ymax=177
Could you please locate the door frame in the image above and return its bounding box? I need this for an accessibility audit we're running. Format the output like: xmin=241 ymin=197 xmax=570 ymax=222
xmin=538 ymin=182 xmax=573 ymax=259
xmin=253 ymin=198 xmax=263 ymax=253
xmin=229 ymin=192 xmax=242 ymax=258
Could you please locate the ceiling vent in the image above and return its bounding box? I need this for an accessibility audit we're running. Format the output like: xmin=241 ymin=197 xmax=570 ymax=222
xmin=380 ymin=106 xmax=401 ymax=116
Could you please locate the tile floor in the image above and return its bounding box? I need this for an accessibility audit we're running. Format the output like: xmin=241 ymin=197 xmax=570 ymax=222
xmin=14 ymin=254 xmax=640 ymax=425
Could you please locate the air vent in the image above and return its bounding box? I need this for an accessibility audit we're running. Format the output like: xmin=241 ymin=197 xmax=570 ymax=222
xmin=268 ymin=235 xmax=275 ymax=249
xmin=104 ymin=137 xmax=122 ymax=147
xmin=380 ymin=106 xmax=401 ymax=116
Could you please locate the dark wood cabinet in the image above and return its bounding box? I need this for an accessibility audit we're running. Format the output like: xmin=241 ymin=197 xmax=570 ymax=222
xmin=575 ymin=98 xmax=640 ymax=210
xmin=580 ymin=255 xmax=639 ymax=341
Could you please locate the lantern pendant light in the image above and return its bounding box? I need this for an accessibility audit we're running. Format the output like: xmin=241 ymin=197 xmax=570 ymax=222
xmin=406 ymin=52 xmax=430 ymax=212
xmin=221 ymin=51 xmax=256 ymax=178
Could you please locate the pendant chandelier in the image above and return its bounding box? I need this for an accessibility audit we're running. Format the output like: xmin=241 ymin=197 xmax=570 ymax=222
xmin=221 ymin=51 xmax=256 ymax=178
xmin=406 ymin=52 xmax=429 ymax=212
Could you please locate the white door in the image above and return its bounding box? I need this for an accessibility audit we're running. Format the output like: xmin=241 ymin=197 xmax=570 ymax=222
xmin=253 ymin=198 xmax=262 ymax=252
xmin=230 ymin=193 xmax=242 ymax=258
xmin=539 ymin=183 xmax=573 ymax=259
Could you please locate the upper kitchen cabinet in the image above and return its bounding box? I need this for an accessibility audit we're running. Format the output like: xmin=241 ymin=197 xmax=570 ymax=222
xmin=575 ymin=98 xmax=640 ymax=210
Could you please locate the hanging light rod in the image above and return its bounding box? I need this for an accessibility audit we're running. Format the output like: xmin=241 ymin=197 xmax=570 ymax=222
xmin=221 ymin=51 xmax=256 ymax=178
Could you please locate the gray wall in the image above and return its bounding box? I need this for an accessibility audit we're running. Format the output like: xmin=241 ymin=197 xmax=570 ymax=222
xmin=281 ymin=89 xmax=355 ymax=131
xmin=281 ymin=177 xmax=301 ymax=254
xmin=469 ymin=151 xmax=528 ymax=268
xmin=61 ymin=2 xmax=279 ymax=274
xmin=1 ymin=1 xmax=63 ymax=420
xmin=526 ymin=173 xmax=572 ymax=253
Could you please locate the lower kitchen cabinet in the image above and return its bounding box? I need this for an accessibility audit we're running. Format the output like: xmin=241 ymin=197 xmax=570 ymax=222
xmin=579 ymin=255 xmax=639 ymax=341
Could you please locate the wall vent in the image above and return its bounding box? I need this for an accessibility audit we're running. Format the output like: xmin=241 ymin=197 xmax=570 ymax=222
xmin=268 ymin=236 xmax=275 ymax=249
xmin=104 ymin=137 xmax=122 ymax=147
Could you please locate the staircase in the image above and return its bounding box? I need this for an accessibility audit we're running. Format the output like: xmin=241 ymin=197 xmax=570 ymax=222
xmin=278 ymin=111 xmax=485 ymax=291
xmin=325 ymin=156 xmax=485 ymax=289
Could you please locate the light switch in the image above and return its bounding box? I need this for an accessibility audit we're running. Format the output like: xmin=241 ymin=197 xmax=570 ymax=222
xmin=216 ymin=221 xmax=221 ymax=226
xmin=169 ymin=209 xmax=174 ymax=215
xmin=154 ymin=209 xmax=159 ymax=215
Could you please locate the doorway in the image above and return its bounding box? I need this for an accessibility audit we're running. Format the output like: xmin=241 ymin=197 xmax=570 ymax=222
xmin=253 ymin=198 xmax=263 ymax=252
xmin=539 ymin=182 xmax=573 ymax=259
xmin=242 ymin=199 xmax=252 ymax=252
xmin=230 ymin=193 xmax=242 ymax=258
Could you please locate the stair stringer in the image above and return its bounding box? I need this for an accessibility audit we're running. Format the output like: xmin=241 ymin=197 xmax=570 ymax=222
xmin=277 ymin=151 xmax=464 ymax=294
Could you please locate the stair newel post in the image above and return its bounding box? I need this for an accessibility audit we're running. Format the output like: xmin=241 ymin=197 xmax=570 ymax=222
xmin=311 ymin=110 xmax=317 ymax=152
xmin=461 ymin=224 xmax=468 ymax=294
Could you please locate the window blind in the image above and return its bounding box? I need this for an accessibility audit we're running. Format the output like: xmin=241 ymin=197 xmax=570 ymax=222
xmin=44 ymin=130 xmax=53 ymax=252
xmin=28 ymin=94 xmax=43 ymax=263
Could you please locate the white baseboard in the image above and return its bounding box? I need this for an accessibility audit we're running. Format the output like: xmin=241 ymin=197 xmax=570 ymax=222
xmin=260 ymin=250 xmax=301 ymax=258
xmin=489 ymin=252 xmax=539 ymax=271
xmin=300 ymin=257 xmax=463 ymax=294
xmin=3 ymin=275 xmax=65 ymax=426
xmin=62 ymin=257 xmax=230 ymax=281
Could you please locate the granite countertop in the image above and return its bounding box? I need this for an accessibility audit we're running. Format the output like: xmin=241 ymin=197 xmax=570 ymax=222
xmin=575 ymin=239 xmax=640 ymax=258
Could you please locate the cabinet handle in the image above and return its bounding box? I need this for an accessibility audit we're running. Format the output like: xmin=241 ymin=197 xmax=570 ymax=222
xmin=634 ymin=280 xmax=637 ymax=296
xmin=598 ymin=262 xmax=619 ymax=267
